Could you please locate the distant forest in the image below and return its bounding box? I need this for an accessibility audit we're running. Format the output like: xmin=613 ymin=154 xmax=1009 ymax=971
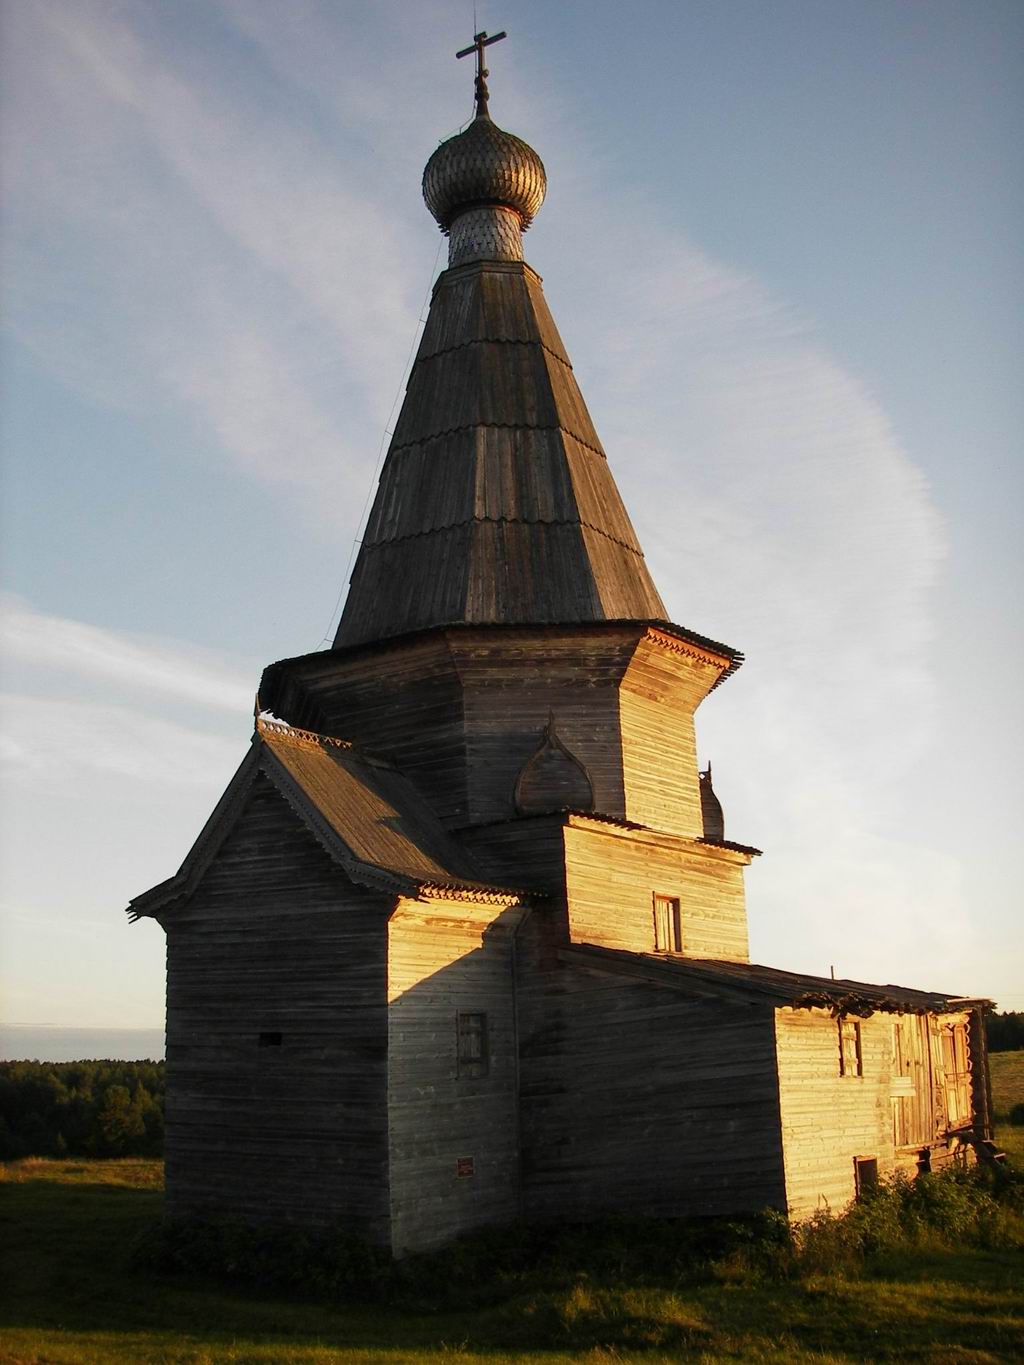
xmin=1 ymin=1015 xmax=1021 ymax=1162
xmin=987 ymin=1011 xmax=1024 ymax=1053
xmin=0 ymin=1060 xmax=163 ymax=1161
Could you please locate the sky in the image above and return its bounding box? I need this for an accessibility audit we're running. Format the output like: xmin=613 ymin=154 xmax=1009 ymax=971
xmin=1 ymin=0 xmax=1021 ymax=1029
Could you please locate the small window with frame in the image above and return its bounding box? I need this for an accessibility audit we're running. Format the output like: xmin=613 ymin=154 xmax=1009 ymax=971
xmin=457 ymin=1011 xmax=489 ymax=1077
xmin=839 ymin=1017 xmax=863 ymax=1077
xmin=653 ymin=894 xmax=682 ymax=952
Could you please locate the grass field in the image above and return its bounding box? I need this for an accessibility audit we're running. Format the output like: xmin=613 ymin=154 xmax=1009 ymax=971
xmin=991 ymin=1051 xmax=1024 ymax=1162
xmin=2 ymin=1060 xmax=1023 ymax=1365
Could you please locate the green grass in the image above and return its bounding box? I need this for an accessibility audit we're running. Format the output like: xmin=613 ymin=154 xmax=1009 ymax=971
xmin=1 ymin=1062 xmax=1021 ymax=1363
xmin=2 ymin=1158 xmax=1023 ymax=1364
xmin=991 ymin=1051 xmax=1024 ymax=1163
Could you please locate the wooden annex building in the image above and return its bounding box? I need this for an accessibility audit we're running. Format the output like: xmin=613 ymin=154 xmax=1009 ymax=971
xmin=129 ymin=43 xmax=994 ymax=1256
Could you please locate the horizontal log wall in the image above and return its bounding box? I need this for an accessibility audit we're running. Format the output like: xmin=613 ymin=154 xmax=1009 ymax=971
xmin=452 ymin=629 xmax=635 ymax=825
xmin=387 ymin=896 xmax=523 ymax=1255
xmin=619 ymin=636 xmax=725 ymax=837
xmin=456 ymin=813 xmax=568 ymax=893
xmin=163 ymin=776 xmax=391 ymax=1240
xmin=775 ymin=1006 xmax=899 ymax=1216
xmin=515 ymin=912 xmax=785 ymax=1219
xmin=564 ymin=821 xmax=750 ymax=960
xmin=271 ymin=636 xmax=470 ymax=825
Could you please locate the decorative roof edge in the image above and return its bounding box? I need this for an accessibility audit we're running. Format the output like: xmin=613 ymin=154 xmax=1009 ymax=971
xmin=264 ymin=617 xmax=742 ymax=684
xmin=126 ymin=728 xmax=532 ymax=923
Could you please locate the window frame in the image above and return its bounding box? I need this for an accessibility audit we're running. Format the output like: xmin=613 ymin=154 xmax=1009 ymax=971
xmin=838 ymin=1016 xmax=863 ymax=1077
xmin=456 ymin=1010 xmax=489 ymax=1078
xmin=653 ymin=893 xmax=683 ymax=953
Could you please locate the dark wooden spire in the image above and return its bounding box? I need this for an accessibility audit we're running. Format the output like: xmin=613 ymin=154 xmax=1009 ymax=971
xmin=334 ymin=259 xmax=667 ymax=648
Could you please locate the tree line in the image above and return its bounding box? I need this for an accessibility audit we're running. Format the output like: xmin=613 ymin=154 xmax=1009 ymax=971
xmin=987 ymin=1012 xmax=1024 ymax=1053
xmin=0 ymin=1015 xmax=1020 ymax=1162
xmin=0 ymin=1060 xmax=164 ymax=1160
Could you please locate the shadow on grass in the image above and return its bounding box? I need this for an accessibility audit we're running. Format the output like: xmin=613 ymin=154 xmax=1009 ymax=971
xmin=3 ymin=1163 xmax=1023 ymax=1363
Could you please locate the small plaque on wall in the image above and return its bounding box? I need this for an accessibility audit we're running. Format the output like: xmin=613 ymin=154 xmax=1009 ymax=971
xmin=456 ymin=1156 xmax=475 ymax=1178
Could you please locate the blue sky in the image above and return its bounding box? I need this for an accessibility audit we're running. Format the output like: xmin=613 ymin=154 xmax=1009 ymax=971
xmin=1 ymin=0 xmax=1021 ymax=1027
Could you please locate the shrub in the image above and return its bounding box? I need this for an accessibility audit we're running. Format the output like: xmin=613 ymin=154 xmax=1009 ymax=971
xmin=795 ymin=1164 xmax=1024 ymax=1274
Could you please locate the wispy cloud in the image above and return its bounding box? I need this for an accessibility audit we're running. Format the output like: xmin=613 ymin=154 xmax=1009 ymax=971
xmin=1 ymin=0 xmax=441 ymax=505
xmin=0 ymin=596 xmax=254 ymax=713
xmin=0 ymin=694 xmax=243 ymax=788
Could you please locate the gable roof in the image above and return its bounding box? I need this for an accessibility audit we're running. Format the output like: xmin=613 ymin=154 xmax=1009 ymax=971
xmin=126 ymin=720 xmax=525 ymax=922
xmin=558 ymin=944 xmax=990 ymax=1016
xmin=334 ymin=259 xmax=667 ymax=649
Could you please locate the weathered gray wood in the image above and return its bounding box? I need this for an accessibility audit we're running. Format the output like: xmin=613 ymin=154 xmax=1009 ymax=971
xmin=515 ymin=904 xmax=786 ymax=1219
xmin=387 ymin=896 xmax=524 ymax=1254
xmin=162 ymin=776 xmax=392 ymax=1240
xmin=335 ymin=260 xmax=666 ymax=648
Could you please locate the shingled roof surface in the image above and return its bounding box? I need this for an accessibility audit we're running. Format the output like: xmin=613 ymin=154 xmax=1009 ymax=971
xmin=259 ymin=722 xmax=495 ymax=891
xmin=126 ymin=723 xmax=525 ymax=921
xmin=334 ymin=259 xmax=667 ymax=648
xmin=560 ymin=944 xmax=987 ymax=1015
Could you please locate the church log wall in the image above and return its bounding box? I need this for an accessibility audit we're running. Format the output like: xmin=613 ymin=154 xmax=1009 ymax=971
xmin=515 ymin=916 xmax=785 ymax=1219
xmin=452 ymin=628 xmax=635 ymax=825
xmin=618 ymin=637 xmax=726 ymax=837
xmin=563 ymin=820 xmax=751 ymax=961
xmin=268 ymin=636 xmax=470 ymax=825
xmin=162 ymin=777 xmax=390 ymax=1238
xmin=387 ymin=897 xmax=524 ymax=1255
xmin=777 ymin=1006 xmax=908 ymax=1214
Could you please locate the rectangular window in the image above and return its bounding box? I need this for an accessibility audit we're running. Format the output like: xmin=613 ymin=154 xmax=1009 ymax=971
xmin=258 ymin=1031 xmax=283 ymax=1048
xmin=653 ymin=895 xmax=682 ymax=952
xmin=457 ymin=1012 xmax=489 ymax=1077
xmin=839 ymin=1018 xmax=863 ymax=1077
xmin=854 ymin=1156 xmax=878 ymax=1198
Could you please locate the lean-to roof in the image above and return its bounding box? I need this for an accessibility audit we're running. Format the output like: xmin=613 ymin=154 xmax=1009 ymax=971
xmin=559 ymin=944 xmax=989 ymax=1016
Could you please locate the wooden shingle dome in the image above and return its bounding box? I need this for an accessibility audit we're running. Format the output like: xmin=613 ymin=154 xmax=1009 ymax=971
xmin=423 ymin=114 xmax=547 ymax=233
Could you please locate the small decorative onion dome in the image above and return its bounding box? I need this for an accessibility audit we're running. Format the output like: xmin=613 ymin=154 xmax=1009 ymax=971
xmin=699 ymin=764 xmax=725 ymax=842
xmin=423 ymin=115 xmax=547 ymax=235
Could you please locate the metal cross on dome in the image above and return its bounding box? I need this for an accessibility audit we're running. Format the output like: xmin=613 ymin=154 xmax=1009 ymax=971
xmin=457 ymin=29 xmax=506 ymax=118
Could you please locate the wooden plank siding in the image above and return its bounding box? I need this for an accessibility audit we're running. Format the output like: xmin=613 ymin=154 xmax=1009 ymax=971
xmin=456 ymin=812 xmax=568 ymax=892
xmin=563 ymin=818 xmax=751 ymax=961
xmin=162 ymin=776 xmax=391 ymax=1240
xmin=386 ymin=896 xmax=525 ymax=1254
xmin=260 ymin=623 xmax=740 ymax=843
xmin=775 ymin=1007 xmax=898 ymax=1215
xmin=514 ymin=906 xmax=785 ymax=1219
xmin=262 ymin=635 xmax=472 ymax=826
xmin=452 ymin=629 xmax=635 ymax=824
xmin=619 ymin=635 xmax=727 ymax=837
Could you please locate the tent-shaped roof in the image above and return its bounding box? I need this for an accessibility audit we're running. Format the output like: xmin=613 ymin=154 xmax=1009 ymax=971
xmin=334 ymin=259 xmax=668 ymax=649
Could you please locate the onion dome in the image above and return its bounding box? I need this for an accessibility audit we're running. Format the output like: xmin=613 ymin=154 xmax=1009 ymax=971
xmin=423 ymin=115 xmax=547 ymax=234
xmin=699 ymin=764 xmax=726 ymax=842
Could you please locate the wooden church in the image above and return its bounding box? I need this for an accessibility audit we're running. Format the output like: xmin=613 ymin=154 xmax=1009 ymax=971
xmin=129 ymin=37 xmax=993 ymax=1256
